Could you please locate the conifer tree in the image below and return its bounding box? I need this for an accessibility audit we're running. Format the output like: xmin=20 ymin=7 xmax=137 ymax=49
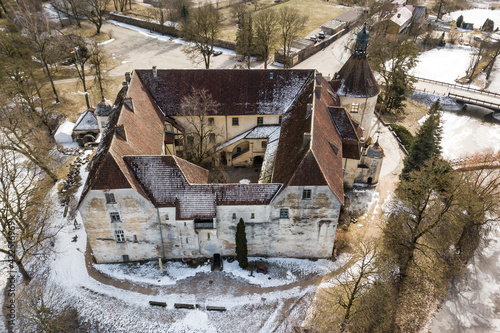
xmin=401 ymin=101 xmax=442 ymax=178
xmin=456 ymin=15 xmax=463 ymax=28
xmin=235 ymin=218 xmax=248 ymax=269
xmin=236 ymin=12 xmax=254 ymax=69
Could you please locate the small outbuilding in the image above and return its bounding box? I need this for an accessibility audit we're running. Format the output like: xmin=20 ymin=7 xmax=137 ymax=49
xmin=73 ymin=108 xmax=100 ymax=147
xmin=54 ymin=121 xmax=75 ymax=144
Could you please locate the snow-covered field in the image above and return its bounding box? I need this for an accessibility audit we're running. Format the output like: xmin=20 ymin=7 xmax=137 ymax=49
xmin=412 ymin=45 xmax=475 ymax=84
xmin=441 ymin=112 xmax=500 ymax=160
xmin=450 ymin=9 xmax=500 ymax=30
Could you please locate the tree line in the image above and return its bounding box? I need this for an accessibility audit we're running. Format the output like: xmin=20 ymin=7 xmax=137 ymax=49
xmin=310 ymin=101 xmax=500 ymax=332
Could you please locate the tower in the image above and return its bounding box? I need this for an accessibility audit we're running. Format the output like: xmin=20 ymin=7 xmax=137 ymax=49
xmin=330 ymin=23 xmax=380 ymax=139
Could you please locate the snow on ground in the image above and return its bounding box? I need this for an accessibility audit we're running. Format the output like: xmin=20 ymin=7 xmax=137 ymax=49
xmin=95 ymin=260 xmax=211 ymax=286
xmin=429 ymin=216 xmax=500 ymax=333
xmin=98 ymin=38 xmax=115 ymax=46
xmin=450 ymin=9 xmax=500 ymax=30
xmin=107 ymin=20 xmax=236 ymax=56
xmin=409 ymin=91 xmax=462 ymax=111
xmin=95 ymin=256 xmax=345 ymax=288
xmin=412 ymin=45 xmax=475 ymax=84
xmin=439 ymin=111 xmax=500 ymax=160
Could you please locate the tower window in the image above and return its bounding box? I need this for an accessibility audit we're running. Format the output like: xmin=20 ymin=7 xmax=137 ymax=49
xmin=350 ymin=103 xmax=360 ymax=113
xmin=110 ymin=212 xmax=121 ymax=223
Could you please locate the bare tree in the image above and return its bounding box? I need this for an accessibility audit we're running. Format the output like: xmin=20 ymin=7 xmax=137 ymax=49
xmin=149 ymin=0 xmax=176 ymax=33
xmin=17 ymin=278 xmax=87 ymax=332
xmin=68 ymin=36 xmax=91 ymax=94
xmin=89 ymin=41 xmax=107 ymax=98
xmin=277 ymin=7 xmax=307 ymax=68
xmin=82 ymin=0 xmax=111 ymax=34
xmin=51 ymin=0 xmax=86 ymax=27
xmin=0 ymin=145 xmax=60 ymax=282
xmin=15 ymin=0 xmax=62 ymax=103
xmin=183 ymin=4 xmax=222 ymax=69
xmin=333 ymin=241 xmax=378 ymax=332
xmin=179 ymin=88 xmax=221 ymax=165
xmin=253 ymin=8 xmax=278 ymax=69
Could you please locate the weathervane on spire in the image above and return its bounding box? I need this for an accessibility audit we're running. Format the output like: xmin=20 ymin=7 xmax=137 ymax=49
xmin=354 ymin=22 xmax=370 ymax=57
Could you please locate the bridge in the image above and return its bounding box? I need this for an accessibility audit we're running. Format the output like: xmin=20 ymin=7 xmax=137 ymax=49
xmin=411 ymin=76 xmax=500 ymax=110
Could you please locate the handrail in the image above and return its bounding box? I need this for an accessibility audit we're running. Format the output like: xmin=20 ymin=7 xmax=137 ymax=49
xmin=411 ymin=75 xmax=500 ymax=97
xmin=448 ymin=92 xmax=500 ymax=109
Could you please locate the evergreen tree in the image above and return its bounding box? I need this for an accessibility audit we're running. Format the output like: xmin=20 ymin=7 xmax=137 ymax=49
xmin=235 ymin=218 xmax=248 ymax=269
xmin=401 ymin=101 xmax=442 ymax=178
xmin=236 ymin=12 xmax=254 ymax=69
xmin=456 ymin=15 xmax=463 ymax=28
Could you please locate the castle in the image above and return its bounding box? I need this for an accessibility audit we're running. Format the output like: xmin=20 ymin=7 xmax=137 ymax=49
xmin=78 ymin=26 xmax=383 ymax=263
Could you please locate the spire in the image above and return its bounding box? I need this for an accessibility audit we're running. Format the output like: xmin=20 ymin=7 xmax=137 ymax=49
xmin=354 ymin=23 xmax=369 ymax=57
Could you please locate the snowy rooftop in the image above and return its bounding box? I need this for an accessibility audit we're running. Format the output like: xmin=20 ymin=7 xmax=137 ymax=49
xmin=216 ymin=125 xmax=281 ymax=151
xmin=391 ymin=7 xmax=413 ymax=26
xmin=73 ymin=109 xmax=99 ymax=132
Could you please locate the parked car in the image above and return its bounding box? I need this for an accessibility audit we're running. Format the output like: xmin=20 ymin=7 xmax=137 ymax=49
xmin=309 ymin=35 xmax=317 ymax=43
xmin=318 ymin=31 xmax=325 ymax=39
xmin=213 ymin=50 xmax=222 ymax=56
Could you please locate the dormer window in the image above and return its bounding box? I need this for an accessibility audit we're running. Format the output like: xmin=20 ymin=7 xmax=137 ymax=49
xmin=105 ymin=193 xmax=116 ymax=204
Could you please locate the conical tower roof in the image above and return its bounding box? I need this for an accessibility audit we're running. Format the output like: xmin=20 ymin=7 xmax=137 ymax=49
xmin=330 ymin=24 xmax=380 ymax=98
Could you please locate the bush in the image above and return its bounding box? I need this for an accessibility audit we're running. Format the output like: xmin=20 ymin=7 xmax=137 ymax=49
xmin=390 ymin=124 xmax=414 ymax=150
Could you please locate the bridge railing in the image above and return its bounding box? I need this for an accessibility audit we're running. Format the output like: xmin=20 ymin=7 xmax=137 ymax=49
xmin=411 ymin=75 xmax=500 ymax=98
xmin=448 ymin=92 xmax=500 ymax=109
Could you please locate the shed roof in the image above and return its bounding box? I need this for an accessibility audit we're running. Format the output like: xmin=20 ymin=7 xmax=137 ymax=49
xmin=73 ymin=109 xmax=99 ymax=132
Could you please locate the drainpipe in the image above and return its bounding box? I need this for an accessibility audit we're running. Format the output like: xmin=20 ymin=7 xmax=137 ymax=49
xmin=156 ymin=207 xmax=166 ymax=259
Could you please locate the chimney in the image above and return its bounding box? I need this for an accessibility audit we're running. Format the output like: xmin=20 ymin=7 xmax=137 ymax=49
xmin=125 ymin=72 xmax=131 ymax=83
xmin=315 ymin=72 xmax=323 ymax=98
xmin=152 ymin=66 xmax=157 ymax=79
xmin=397 ymin=13 xmax=401 ymax=18
xmin=316 ymin=72 xmax=323 ymax=85
xmin=306 ymin=103 xmax=313 ymax=118
xmin=85 ymin=92 xmax=92 ymax=109
xmin=302 ymin=132 xmax=311 ymax=149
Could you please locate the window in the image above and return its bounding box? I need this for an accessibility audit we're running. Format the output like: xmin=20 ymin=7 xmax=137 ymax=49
xmin=232 ymin=117 xmax=239 ymax=126
xmin=207 ymin=233 xmax=211 ymax=240
xmin=350 ymin=103 xmax=360 ymax=113
xmin=165 ymin=214 xmax=169 ymax=220
xmin=115 ymin=230 xmax=125 ymax=242
xmin=302 ymin=189 xmax=312 ymax=200
xmin=208 ymin=117 xmax=214 ymax=125
xmin=209 ymin=133 xmax=215 ymax=144
xmin=261 ymin=141 xmax=267 ymax=148
xmin=232 ymin=213 xmax=236 ymax=220
xmin=280 ymin=208 xmax=289 ymax=219
xmin=251 ymin=213 xmax=255 ymax=219
xmin=278 ymin=116 xmax=282 ymax=124
xmin=187 ymin=136 xmax=194 ymax=145
xmin=186 ymin=237 xmax=189 ymax=244
xmin=122 ymin=254 xmax=129 ymax=262
xmin=105 ymin=193 xmax=116 ymax=204
xmin=257 ymin=117 xmax=264 ymax=125
xmin=110 ymin=212 xmax=121 ymax=223
xmin=236 ymin=147 xmax=242 ymax=153
xmin=133 ymin=235 xmax=138 ymax=243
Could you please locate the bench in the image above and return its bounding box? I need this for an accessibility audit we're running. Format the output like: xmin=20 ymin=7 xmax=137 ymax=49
xmin=174 ymin=303 xmax=195 ymax=309
xmin=149 ymin=301 xmax=167 ymax=307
